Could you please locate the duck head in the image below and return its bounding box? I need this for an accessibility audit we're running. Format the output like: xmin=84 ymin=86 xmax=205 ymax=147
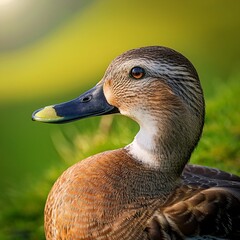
xmin=33 ymin=46 xmax=205 ymax=174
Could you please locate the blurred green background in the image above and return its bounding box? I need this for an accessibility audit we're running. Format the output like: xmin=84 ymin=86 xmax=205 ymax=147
xmin=0 ymin=0 xmax=240 ymax=239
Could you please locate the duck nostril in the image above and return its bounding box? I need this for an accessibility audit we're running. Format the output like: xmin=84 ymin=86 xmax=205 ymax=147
xmin=81 ymin=95 xmax=92 ymax=103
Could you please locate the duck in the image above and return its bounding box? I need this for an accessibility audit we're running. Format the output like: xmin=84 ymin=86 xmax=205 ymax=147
xmin=32 ymin=46 xmax=240 ymax=240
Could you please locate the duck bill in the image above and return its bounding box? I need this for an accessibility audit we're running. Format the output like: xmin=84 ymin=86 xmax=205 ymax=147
xmin=32 ymin=84 xmax=119 ymax=123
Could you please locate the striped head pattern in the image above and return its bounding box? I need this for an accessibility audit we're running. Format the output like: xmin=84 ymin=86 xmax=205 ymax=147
xmin=102 ymin=46 xmax=205 ymax=172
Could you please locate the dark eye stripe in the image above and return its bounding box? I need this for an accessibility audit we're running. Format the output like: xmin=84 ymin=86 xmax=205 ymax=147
xmin=130 ymin=66 xmax=145 ymax=79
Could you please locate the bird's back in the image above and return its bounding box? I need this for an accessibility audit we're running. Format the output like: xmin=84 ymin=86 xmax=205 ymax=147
xmin=145 ymin=165 xmax=240 ymax=239
xmin=45 ymin=149 xmax=240 ymax=240
xmin=44 ymin=149 xmax=175 ymax=240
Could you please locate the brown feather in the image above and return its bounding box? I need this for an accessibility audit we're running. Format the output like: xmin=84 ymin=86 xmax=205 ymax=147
xmin=146 ymin=165 xmax=240 ymax=240
xmin=45 ymin=149 xmax=177 ymax=239
xmin=39 ymin=46 xmax=240 ymax=239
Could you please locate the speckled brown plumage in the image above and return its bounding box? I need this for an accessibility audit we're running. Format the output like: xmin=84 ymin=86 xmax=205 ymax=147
xmin=45 ymin=148 xmax=240 ymax=239
xmin=33 ymin=46 xmax=240 ymax=239
xmin=45 ymin=149 xmax=174 ymax=239
xmin=146 ymin=165 xmax=240 ymax=239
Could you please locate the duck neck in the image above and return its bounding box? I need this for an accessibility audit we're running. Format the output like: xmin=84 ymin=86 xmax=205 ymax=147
xmin=125 ymin=117 xmax=193 ymax=178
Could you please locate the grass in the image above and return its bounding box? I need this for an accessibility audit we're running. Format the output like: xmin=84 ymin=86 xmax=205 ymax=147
xmin=192 ymin=76 xmax=240 ymax=174
xmin=0 ymin=74 xmax=239 ymax=239
xmin=1 ymin=1 xmax=240 ymax=238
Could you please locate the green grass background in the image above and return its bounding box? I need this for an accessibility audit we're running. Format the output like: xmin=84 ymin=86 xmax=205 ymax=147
xmin=0 ymin=0 xmax=240 ymax=239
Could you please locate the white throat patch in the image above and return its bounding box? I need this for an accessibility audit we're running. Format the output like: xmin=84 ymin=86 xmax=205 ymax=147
xmin=126 ymin=121 xmax=161 ymax=169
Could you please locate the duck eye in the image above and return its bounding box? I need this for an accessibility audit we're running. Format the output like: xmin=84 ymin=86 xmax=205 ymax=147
xmin=130 ymin=66 xmax=145 ymax=79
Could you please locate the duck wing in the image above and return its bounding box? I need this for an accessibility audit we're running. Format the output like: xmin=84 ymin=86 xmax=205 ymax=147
xmin=183 ymin=164 xmax=240 ymax=184
xmin=145 ymin=164 xmax=240 ymax=240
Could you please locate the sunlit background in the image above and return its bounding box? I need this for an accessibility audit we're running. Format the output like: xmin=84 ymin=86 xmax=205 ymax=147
xmin=0 ymin=0 xmax=240 ymax=239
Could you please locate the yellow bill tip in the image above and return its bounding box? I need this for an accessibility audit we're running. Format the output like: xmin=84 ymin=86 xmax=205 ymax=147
xmin=32 ymin=105 xmax=63 ymax=122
